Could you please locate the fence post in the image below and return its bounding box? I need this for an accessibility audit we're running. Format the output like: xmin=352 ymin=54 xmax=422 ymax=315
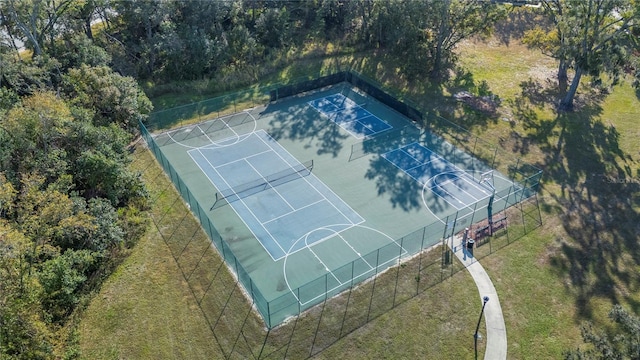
xmin=393 ymin=237 xmax=404 ymax=307
xmin=366 ymin=249 xmax=381 ymax=323
xmin=468 ymin=202 xmax=479 ymax=229
xmin=451 ymin=211 xmax=458 ymax=277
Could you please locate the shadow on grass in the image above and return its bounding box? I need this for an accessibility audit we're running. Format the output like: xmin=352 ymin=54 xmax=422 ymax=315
xmin=512 ymin=78 xmax=640 ymax=319
xmin=492 ymin=6 xmax=550 ymax=46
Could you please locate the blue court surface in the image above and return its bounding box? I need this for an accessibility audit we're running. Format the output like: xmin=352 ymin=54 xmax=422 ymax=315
xmin=309 ymin=93 xmax=392 ymax=139
xmin=383 ymin=142 xmax=493 ymax=210
xmin=188 ymin=130 xmax=364 ymax=260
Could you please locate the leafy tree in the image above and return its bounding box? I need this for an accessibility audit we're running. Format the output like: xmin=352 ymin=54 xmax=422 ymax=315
xmin=225 ymin=24 xmax=262 ymax=78
xmin=52 ymin=33 xmax=112 ymax=71
xmin=255 ymin=8 xmax=290 ymax=50
xmin=0 ymin=222 xmax=53 ymax=360
xmin=526 ymin=0 xmax=639 ymax=111
xmin=62 ymin=65 xmax=152 ymax=132
xmin=0 ymin=52 xmax=61 ymax=96
xmin=0 ymin=87 xmax=20 ymax=111
xmin=362 ymin=0 xmax=504 ymax=79
xmin=66 ymin=121 xmax=146 ymax=205
xmin=428 ymin=0 xmax=506 ymax=78
xmin=0 ymin=92 xmax=72 ymax=183
xmin=317 ymin=0 xmax=360 ymax=39
xmin=565 ymin=305 xmax=640 ymax=359
xmin=110 ymin=0 xmax=178 ymax=78
xmin=523 ymin=1 xmax=571 ymax=92
xmin=38 ymin=249 xmax=98 ymax=323
xmin=1 ymin=0 xmax=77 ymax=58
xmin=85 ymin=198 xmax=124 ymax=252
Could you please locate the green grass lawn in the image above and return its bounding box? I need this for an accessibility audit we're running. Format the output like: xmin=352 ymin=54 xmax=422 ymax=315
xmin=78 ymin=148 xmax=224 ymax=359
xmin=456 ymin=35 xmax=640 ymax=359
xmin=78 ymin=27 xmax=640 ymax=360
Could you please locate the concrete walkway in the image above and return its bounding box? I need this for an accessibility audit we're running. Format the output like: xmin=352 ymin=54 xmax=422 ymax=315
xmin=449 ymin=235 xmax=507 ymax=360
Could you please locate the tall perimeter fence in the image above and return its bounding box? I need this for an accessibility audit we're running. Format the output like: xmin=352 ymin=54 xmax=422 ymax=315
xmin=139 ymin=70 xmax=543 ymax=358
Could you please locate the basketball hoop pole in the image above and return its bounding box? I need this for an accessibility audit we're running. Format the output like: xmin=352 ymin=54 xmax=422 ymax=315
xmin=482 ymin=178 xmax=496 ymax=236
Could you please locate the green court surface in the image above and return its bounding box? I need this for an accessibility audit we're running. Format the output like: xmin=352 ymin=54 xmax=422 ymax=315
xmin=145 ymin=84 xmax=524 ymax=327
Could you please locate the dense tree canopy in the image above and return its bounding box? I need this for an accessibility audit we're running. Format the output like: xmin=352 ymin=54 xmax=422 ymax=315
xmin=0 ymin=3 xmax=151 ymax=355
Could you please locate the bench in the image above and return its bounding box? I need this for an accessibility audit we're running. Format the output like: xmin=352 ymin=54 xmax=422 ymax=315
xmin=473 ymin=216 xmax=508 ymax=245
xmin=491 ymin=216 xmax=508 ymax=233
xmin=475 ymin=225 xmax=491 ymax=239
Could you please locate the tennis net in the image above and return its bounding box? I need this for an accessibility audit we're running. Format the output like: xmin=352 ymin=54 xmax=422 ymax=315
xmin=211 ymin=159 xmax=314 ymax=210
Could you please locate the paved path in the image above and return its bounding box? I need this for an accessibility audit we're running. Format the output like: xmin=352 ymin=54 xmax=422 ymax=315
xmin=449 ymin=235 xmax=507 ymax=360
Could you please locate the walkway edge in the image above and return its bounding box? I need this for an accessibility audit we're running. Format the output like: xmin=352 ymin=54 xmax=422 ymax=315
xmin=449 ymin=236 xmax=507 ymax=360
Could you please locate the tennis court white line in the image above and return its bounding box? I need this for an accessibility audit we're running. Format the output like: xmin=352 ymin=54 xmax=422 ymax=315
xmin=200 ymin=130 xmax=365 ymax=261
xmin=161 ymin=111 xmax=257 ymax=150
xmin=263 ymin=198 xmax=325 ymax=225
xmin=191 ymin=147 xmax=272 ymax=168
xmin=420 ymin=146 xmax=493 ymax=197
xmin=422 ymin=170 xmax=519 ymax=226
xmin=297 ymin=253 xmax=404 ymax=307
xmin=188 ymin=147 xmax=288 ymax=258
xmin=258 ymin=132 xmax=365 ymax=226
xmin=243 ymin=158 xmax=296 ymax=212
xmin=430 ymin=180 xmax=467 ymax=210
xmin=196 ymin=118 xmax=241 ymax=144
xmin=282 ymin=223 xmax=408 ymax=307
xmin=385 ymin=142 xmax=493 ymax=209
xmin=279 ymin=224 xmax=362 ymax=260
xmin=310 ymin=94 xmax=390 ymax=140
xmin=428 ymin=174 xmax=495 ymax=212
xmin=417 ymin=171 xmax=471 ymax=212
xmin=194 ymin=146 xmax=289 ymax=258
xmin=339 ymin=238 xmax=375 ymax=270
xmin=196 ymin=124 xmax=216 ymax=144
xmin=433 ymin=176 xmax=484 ymax=203
xmin=307 ymin=246 xmax=342 ymax=284
xmin=387 ymin=148 xmax=445 ymax=174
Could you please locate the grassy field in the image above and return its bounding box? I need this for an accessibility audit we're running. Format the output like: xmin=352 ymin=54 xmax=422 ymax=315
xmin=78 ymin=12 xmax=640 ymax=360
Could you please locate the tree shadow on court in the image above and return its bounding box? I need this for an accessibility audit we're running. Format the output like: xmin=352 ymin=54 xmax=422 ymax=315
xmin=262 ymin=99 xmax=350 ymax=158
xmin=524 ymin=99 xmax=640 ymax=319
xmin=334 ymin=55 xmax=505 ymax=212
xmin=363 ymin=156 xmax=425 ymax=212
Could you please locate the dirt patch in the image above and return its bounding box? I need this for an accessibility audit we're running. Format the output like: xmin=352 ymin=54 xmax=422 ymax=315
xmin=454 ymin=91 xmax=501 ymax=116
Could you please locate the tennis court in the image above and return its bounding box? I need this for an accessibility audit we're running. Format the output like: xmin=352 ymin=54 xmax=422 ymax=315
xmin=188 ymin=130 xmax=364 ymax=260
xmin=144 ymin=83 xmax=528 ymax=327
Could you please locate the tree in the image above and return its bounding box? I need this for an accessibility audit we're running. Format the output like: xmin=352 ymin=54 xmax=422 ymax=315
xmin=363 ymin=0 xmax=504 ymax=80
xmin=565 ymin=305 xmax=640 ymax=359
xmin=528 ymin=0 xmax=639 ymax=111
xmin=317 ymin=0 xmax=359 ymax=39
xmin=255 ymin=8 xmax=290 ymax=50
xmin=523 ymin=0 xmax=572 ymax=92
xmin=38 ymin=249 xmax=98 ymax=323
xmin=110 ymin=0 xmax=177 ymax=78
xmin=0 ymin=51 xmax=60 ymax=96
xmin=1 ymin=0 xmax=76 ymax=58
xmin=0 ymin=221 xmax=53 ymax=360
xmin=0 ymin=92 xmax=73 ymax=183
xmin=62 ymin=64 xmax=152 ymax=132
xmin=428 ymin=0 xmax=506 ymax=79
